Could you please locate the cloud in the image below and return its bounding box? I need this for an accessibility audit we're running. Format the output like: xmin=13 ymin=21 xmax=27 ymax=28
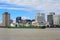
xmin=0 ymin=0 xmax=40 ymax=6
xmin=0 ymin=6 xmax=37 ymax=13
xmin=22 ymin=16 xmax=30 ymax=20
xmin=0 ymin=0 xmax=60 ymax=14
xmin=0 ymin=7 xmax=28 ymax=10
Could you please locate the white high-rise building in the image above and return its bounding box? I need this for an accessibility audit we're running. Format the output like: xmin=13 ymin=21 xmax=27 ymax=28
xmin=47 ymin=12 xmax=60 ymax=27
xmin=35 ymin=13 xmax=45 ymax=26
xmin=53 ymin=15 xmax=60 ymax=25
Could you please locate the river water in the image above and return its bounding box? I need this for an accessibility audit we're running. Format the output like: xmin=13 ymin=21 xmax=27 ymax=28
xmin=0 ymin=28 xmax=60 ymax=40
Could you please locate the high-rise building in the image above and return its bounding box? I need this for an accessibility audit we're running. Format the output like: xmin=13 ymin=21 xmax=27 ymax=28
xmin=47 ymin=12 xmax=60 ymax=27
xmin=53 ymin=15 xmax=60 ymax=25
xmin=47 ymin=15 xmax=53 ymax=27
xmin=53 ymin=15 xmax=60 ymax=28
xmin=35 ymin=13 xmax=45 ymax=26
xmin=10 ymin=19 xmax=13 ymax=24
xmin=2 ymin=12 xmax=10 ymax=27
xmin=49 ymin=12 xmax=55 ymax=15
xmin=16 ymin=17 xmax=21 ymax=23
xmin=47 ymin=12 xmax=55 ymax=27
xmin=58 ymin=15 xmax=60 ymax=24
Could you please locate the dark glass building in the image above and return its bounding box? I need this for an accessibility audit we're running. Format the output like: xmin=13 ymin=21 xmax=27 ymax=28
xmin=47 ymin=12 xmax=55 ymax=27
xmin=16 ymin=17 xmax=21 ymax=23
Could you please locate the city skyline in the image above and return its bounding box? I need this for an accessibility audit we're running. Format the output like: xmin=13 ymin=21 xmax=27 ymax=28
xmin=0 ymin=12 xmax=60 ymax=28
xmin=0 ymin=0 xmax=60 ymax=23
xmin=0 ymin=12 xmax=60 ymax=23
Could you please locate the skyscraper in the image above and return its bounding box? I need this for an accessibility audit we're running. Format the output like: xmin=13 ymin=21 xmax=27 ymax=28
xmin=2 ymin=12 xmax=10 ymax=27
xmin=35 ymin=13 xmax=45 ymax=26
xmin=47 ymin=12 xmax=55 ymax=27
xmin=16 ymin=17 xmax=21 ymax=23
xmin=58 ymin=15 xmax=60 ymax=24
xmin=53 ymin=15 xmax=60 ymax=27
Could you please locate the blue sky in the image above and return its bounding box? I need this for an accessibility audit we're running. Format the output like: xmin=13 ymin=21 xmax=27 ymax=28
xmin=0 ymin=0 xmax=60 ymax=23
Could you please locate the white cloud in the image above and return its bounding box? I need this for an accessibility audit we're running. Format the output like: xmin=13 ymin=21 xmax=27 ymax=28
xmin=11 ymin=17 xmax=16 ymax=23
xmin=0 ymin=7 xmax=31 ymax=12
xmin=0 ymin=0 xmax=60 ymax=14
xmin=0 ymin=0 xmax=40 ymax=6
xmin=22 ymin=16 xmax=30 ymax=20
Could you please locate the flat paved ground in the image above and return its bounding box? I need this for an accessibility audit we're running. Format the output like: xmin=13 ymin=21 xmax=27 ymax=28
xmin=0 ymin=28 xmax=60 ymax=40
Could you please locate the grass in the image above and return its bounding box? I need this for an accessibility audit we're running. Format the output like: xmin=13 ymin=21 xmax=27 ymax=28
xmin=8 ymin=26 xmax=46 ymax=29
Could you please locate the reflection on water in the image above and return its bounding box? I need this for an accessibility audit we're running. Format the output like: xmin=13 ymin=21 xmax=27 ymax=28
xmin=0 ymin=28 xmax=60 ymax=40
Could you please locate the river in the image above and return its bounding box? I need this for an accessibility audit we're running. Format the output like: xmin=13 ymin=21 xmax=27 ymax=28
xmin=0 ymin=28 xmax=60 ymax=40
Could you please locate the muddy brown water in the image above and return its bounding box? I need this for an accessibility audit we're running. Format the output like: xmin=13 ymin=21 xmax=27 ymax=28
xmin=0 ymin=28 xmax=60 ymax=40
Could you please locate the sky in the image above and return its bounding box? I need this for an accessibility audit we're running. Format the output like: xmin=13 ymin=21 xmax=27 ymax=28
xmin=0 ymin=0 xmax=60 ymax=23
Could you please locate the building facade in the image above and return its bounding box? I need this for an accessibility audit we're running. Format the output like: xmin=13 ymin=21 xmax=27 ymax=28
xmin=16 ymin=17 xmax=22 ymax=23
xmin=53 ymin=15 xmax=60 ymax=27
xmin=47 ymin=12 xmax=55 ymax=27
xmin=47 ymin=15 xmax=54 ymax=27
xmin=47 ymin=12 xmax=60 ymax=27
xmin=35 ymin=13 xmax=45 ymax=26
xmin=2 ymin=12 xmax=10 ymax=27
